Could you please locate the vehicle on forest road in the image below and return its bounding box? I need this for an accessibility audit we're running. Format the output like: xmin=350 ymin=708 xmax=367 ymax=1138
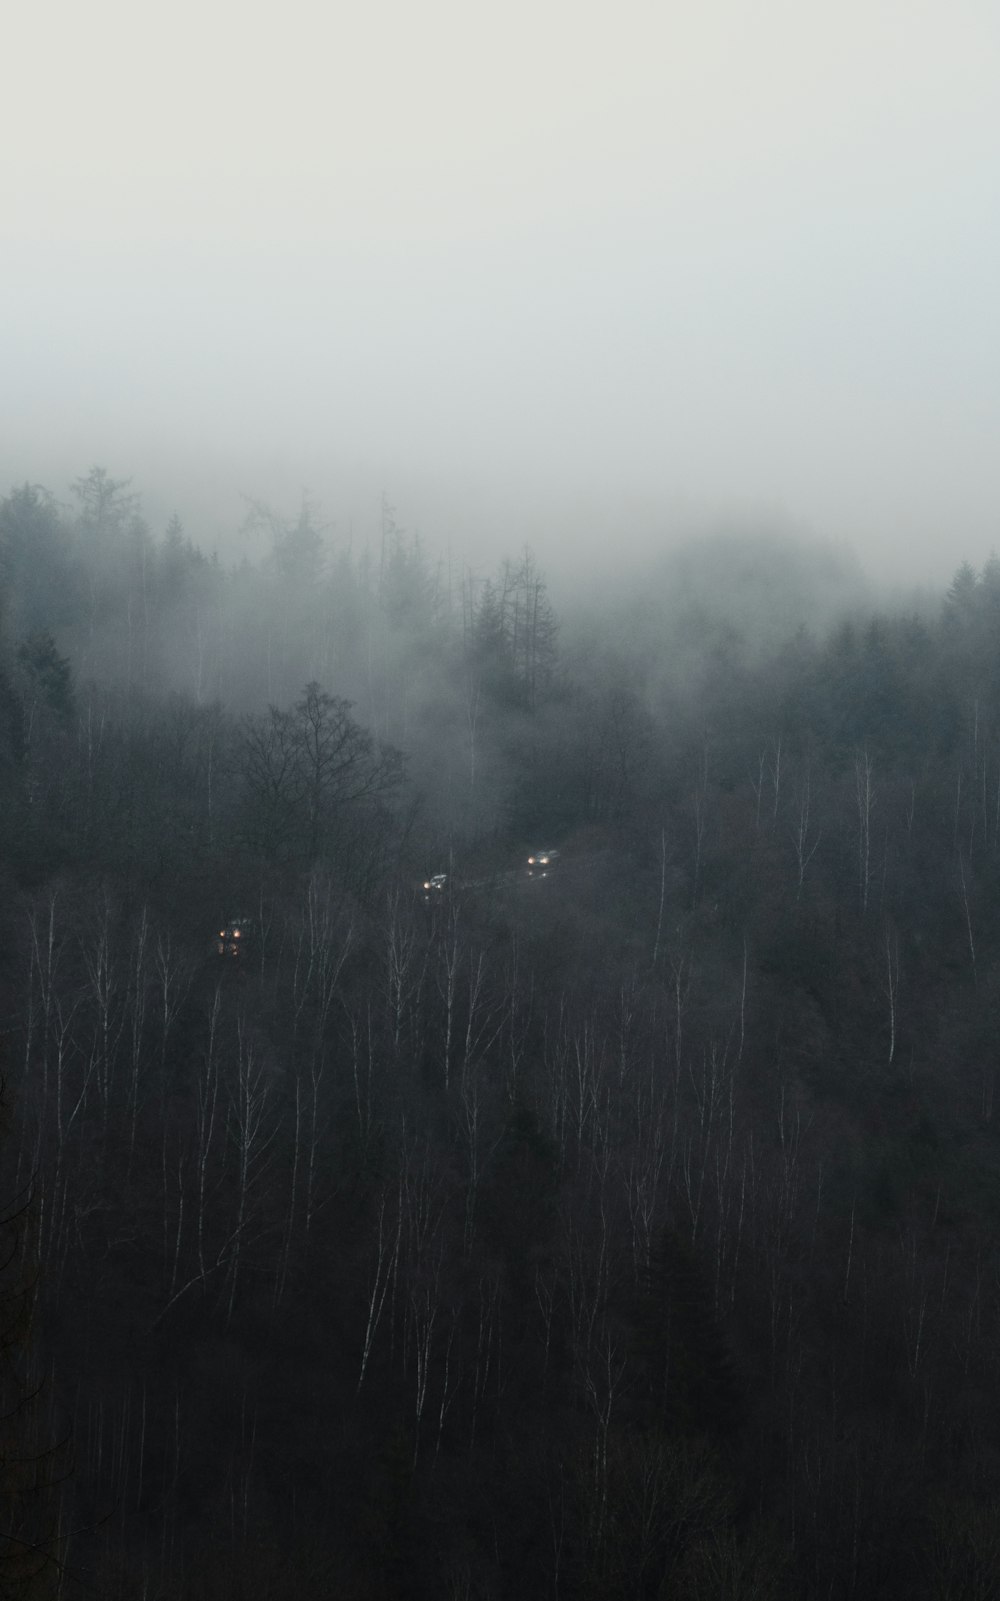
xmin=217 ymin=918 xmax=251 ymax=957
xmin=423 ymin=874 xmax=448 ymax=896
xmin=527 ymin=848 xmax=559 ymax=875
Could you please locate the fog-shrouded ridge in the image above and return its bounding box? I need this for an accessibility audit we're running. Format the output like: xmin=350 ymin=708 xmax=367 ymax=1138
xmin=0 ymin=466 xmax=879 ymax=846
xmin=4 ymin=0 xmax=1000 ymax=1585
xmin=5 ymin=460 xmax=1000 ymax=1591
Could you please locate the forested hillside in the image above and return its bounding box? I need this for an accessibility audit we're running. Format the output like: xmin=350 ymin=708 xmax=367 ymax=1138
xmin=2 ymin=471 xmax=1000 ymax=1597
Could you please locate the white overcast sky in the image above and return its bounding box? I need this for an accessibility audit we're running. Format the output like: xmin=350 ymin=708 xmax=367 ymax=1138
xmin=3 ymin=0 xmax=999 ymax=582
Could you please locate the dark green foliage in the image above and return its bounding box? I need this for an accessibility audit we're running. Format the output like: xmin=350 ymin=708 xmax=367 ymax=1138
xmin=0 ymin=486 xmax=76 ymax=640
xmin=630 ymin=1228 xmax=747 ymax=1440
xmin=238 ymin=681 xmax=405 ymax=875
xmin=477 ymin=1103 xmax=560 ymax=1275
xmin=0 ymin=1081 xmax=69 ymax=1598
xmin=6 ymin=471 xmax=1000 ymax=1594
xmin=14 ymin=636 xmax=74 ymax=723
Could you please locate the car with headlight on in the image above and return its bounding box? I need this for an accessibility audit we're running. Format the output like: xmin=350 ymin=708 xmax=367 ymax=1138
xmin=423 ymin=873 xmax=448 ymax=896
xmin=527 ymin=849 xmax=560 ymax=876
xmin=217 ymin=917 xmax=251 ymax=957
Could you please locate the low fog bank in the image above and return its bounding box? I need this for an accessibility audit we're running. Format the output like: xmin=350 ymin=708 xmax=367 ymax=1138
xmin=1 ymin=458 xmax=979 ymax=869
xmin=119 ymin=463 xmax=975 ymax=617
xmin=0 ymin=434 xmax=969 ymax=604
xmin=562 ymin=523 xmax=874 ymax=649
xmin=0 ymin=459 xmax=952 ymax=726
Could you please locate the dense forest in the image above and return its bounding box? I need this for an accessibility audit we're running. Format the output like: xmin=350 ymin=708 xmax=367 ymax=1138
xmin=3 ymin=469 xmax=1000 ymax=1597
